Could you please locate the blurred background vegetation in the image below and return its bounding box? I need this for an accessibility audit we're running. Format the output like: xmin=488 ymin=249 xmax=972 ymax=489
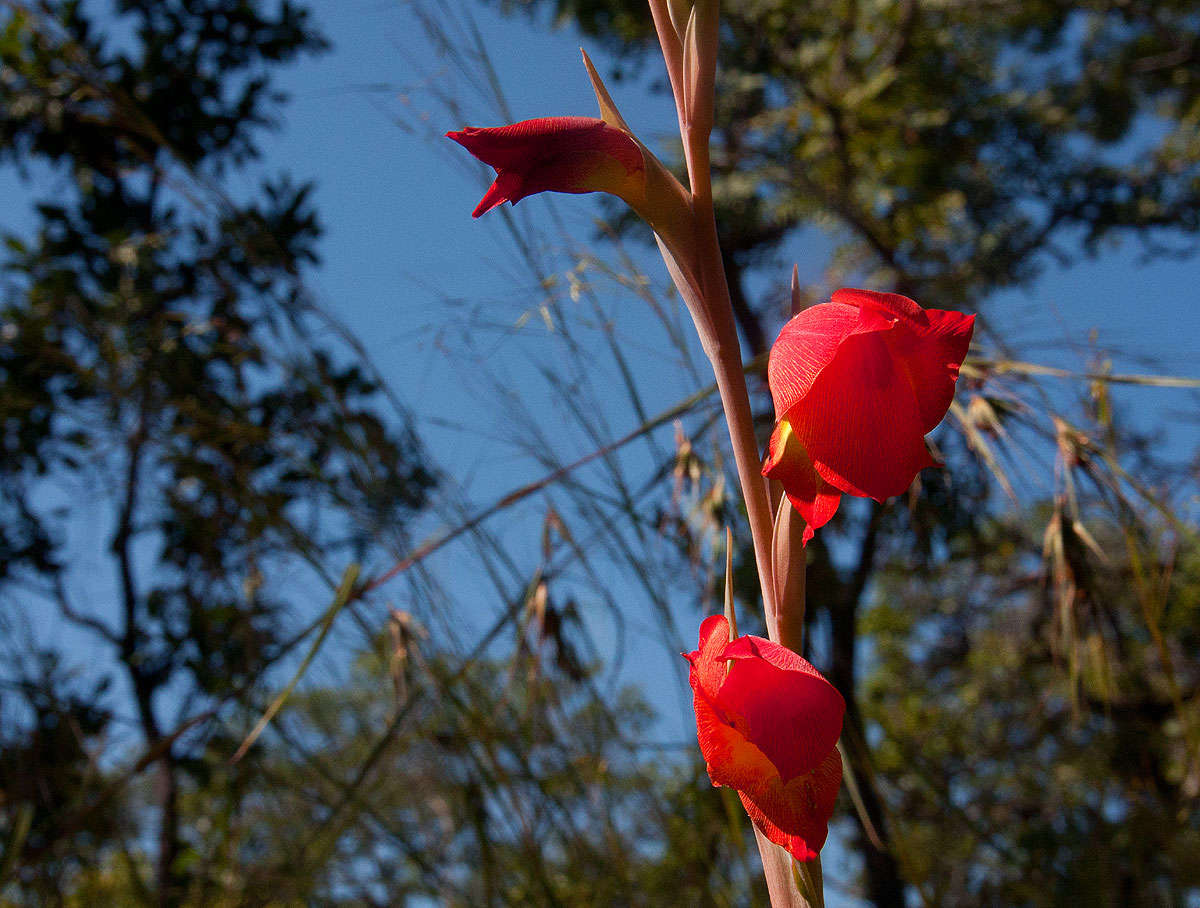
xmin=1 ymin=0 xmax=1197 ymax=905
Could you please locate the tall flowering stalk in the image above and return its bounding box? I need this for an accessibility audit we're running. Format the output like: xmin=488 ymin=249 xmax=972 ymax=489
xmin=447 ymin=2 xmax=973 ymax=902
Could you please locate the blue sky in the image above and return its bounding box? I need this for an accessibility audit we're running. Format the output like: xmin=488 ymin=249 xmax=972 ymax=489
xmin=250 ymin=0 xmax=739 ymax=723
xmin=259 ymin=0 xmax=1199 ymax=431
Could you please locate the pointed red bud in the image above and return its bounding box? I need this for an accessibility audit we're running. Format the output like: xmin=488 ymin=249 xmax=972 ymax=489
xmin=446 ymin=116 xmax=645 ymax=217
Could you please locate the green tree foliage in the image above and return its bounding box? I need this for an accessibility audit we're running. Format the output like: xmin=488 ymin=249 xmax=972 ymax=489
xmin=864 ymin=517 xmax=1200 ymax=906
xmin=0 ymin=2 xmax=433 ymax=902
xmin=219 ymin=616 xmax=768 ymax=906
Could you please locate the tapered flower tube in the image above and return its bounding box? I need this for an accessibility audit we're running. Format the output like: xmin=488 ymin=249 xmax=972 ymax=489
xmin=685 ymin=615 xmax=845 ymax=863
xmin=763 ymin=288 xmax=975 ymax=543
xmin=446 ymin=116 xmax=646 ymax=218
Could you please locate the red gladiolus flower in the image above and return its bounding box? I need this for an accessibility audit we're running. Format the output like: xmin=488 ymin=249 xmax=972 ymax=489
xmin=763 ymin=288 xmax=975 ymax=543
xmin=446 ymin=116 xmax=645 ymax=218
xmin=685 ymin=615 xmax=845 ymax=863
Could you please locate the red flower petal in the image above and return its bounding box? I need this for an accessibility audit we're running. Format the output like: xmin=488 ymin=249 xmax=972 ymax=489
xmin=446 ymin=117 xmax=645 ymax=217
xmin=685 ymin=616 xmax=845 ymax=863
xmin=471 ymin=170 xmax=524 ymax=218
xmin=766 ymin=301 xmax=859 ymax=421
xmin=831 ymin=286 xmax=925 ymax=323
xmin=716 ymin=634 xmax=844 ymax=782
xmin=686 ymin=615 xmax=733 ymax=697
xmin=879 ymin=306 xmax=977 ymax=434
xmin=789 ymin=327 xmax=936 ymax=500
xmin=765 ymin=288 xmax=975 ymax=513
xmin=691 ymin=669 xmax=785 ymax=794
xmin=739 ymin=747 xmax=844 ymax=863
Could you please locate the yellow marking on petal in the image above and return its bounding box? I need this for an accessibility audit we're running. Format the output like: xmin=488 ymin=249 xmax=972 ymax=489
xmin=763 ymin=417 xmax=797 ymax=475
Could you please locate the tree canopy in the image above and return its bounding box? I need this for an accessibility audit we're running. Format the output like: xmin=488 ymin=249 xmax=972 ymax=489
xmin=0 ymin=2 xmax=432 ymax=902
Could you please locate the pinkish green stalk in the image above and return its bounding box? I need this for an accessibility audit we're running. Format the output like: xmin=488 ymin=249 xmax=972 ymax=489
xmin=645 ymin=4 xmax=821 ymax=906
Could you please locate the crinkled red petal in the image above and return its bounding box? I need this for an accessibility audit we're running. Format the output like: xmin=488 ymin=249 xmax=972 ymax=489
xmin=685 ymin=617 xmax=845 ymax=863
xmin=686 ymin=615 xmax=734 ymax=700
xmin=831 ymin=286 xmax=925 ymax=323
xmin=883 ymin=307 xmax=976 ymax=433
xmin=471 ymin=170 xmax=524 ymax=218
xmin=715 ymin=634 xmax=845 ymax=781
xmin=739 ymin=747 xmax=843 ymax=863
xmin=690 ymin=668 xmax=784 ymax=794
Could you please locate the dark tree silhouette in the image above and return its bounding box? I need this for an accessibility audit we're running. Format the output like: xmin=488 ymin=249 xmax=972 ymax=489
xmin=0 ymin=3 xmax=433 ymax=903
